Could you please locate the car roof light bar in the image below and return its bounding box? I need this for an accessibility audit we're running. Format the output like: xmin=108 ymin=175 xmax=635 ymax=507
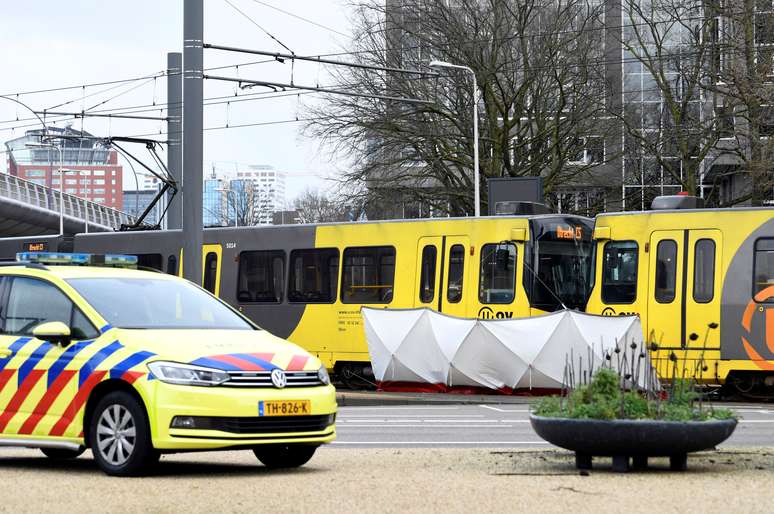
xmin=16 ymin=252 xmax=138 ymax=268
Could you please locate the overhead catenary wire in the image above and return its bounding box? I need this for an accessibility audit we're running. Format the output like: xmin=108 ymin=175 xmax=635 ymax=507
xmin=204 ymin=43 xmax=440 ymax=76
xmin=221 ymin=0 xmax=294 ymax=54
xmin=248 ymin=0 xmax=350 ymax=38
xmin=0 ymin=78 xmax=723 ymax=135
xmin=204 ymin=74 xmax=435 ymax=105
xmin=0 ymin=88 xmax=323 ymax=130
xmin=34 ymin=111 xmax=168 ymax=121
xmin=0 ymin=11 xmax=719 ymax=100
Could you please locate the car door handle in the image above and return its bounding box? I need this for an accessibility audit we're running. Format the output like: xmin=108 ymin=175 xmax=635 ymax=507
xmin=0 ymin=350 xmax=11 ymax=359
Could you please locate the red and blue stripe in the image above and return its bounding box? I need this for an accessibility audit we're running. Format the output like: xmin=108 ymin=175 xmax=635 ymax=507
xmin=189 ymin=352 xmax=310 ymax=371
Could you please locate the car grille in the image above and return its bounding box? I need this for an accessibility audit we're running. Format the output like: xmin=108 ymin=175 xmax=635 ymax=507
xmin=222 ymin=370 xmax=323 ymax=388
xmin=175 ymin=414 xmax=335 ymax=434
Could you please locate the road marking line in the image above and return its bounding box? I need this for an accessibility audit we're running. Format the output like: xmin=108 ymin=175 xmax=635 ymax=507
xmin=341 ymin=419 xmax=517 ymax=423
xmin=738 ymin=420 xmax=774 ymax=423
xmin=343 ymin=419 xmax=497 ymax=422
xmin=336 ymin=414 xmax=486 ymax=418
xmin=336 ymin=424 xmax=524 ymax=430
xmin=479 ymin=405 xmax=529 ymax=413
xmin=338 ymin=406 xmax=461 ymax=410
xmin=332 ymin=439 xmax=541 ymax=442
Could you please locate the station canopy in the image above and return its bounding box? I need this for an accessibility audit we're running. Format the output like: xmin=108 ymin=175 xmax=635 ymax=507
xmin=362 ymin=308 xmax=648 ymax=392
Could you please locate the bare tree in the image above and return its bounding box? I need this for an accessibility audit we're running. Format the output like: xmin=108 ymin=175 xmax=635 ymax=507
xmin=704 ymin=0 xmax=774 ymax=205
xmin=615 ymin=0 xmax=721 ymax=204
xmin=225 ymin=185 xmax=255 ymax=226
xmin=305 ymin=0 xmax=613 ymax=217
xmin=293 ymin=188 xmax=355 ymax=223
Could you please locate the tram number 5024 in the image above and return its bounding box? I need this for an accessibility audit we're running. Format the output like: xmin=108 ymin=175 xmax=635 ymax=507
xmin=225 ymin=242 xmax=237 ymax=249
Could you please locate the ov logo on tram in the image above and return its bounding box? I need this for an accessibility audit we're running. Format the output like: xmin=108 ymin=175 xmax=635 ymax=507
xmin=477 ymin=306 xmax=514 ymax=319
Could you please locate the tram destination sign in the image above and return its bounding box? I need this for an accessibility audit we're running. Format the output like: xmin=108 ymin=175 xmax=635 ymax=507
xmin=23 ymin=242 xmax=48 ymax=252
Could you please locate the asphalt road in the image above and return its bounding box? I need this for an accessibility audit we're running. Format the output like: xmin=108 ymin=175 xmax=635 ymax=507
xmin=332 ymin=403 xmax=774 ymax=447
xmin=0 ymin=403 xmax=772 ymax=512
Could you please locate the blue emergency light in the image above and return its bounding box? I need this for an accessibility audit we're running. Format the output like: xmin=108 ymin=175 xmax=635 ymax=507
xmin=16 ymin=252 xmax=139 ymax=268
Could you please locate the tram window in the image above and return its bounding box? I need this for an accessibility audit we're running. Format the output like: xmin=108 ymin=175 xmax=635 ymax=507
xmin=479 ymin=243 xmax=516 ymax=304
xmin=237 ymin=250 xmax=285 ymax=303
xmin=167 ymin=255 xmax=177 ymax=275
xmin=419 ymin=245 xmax=437 ymax=303
xmin=341 ymin=246 xmax=396 ymax=304
xmin=288 ymin=248 xmax=339 ymax=303
xmin=203 ymin=252 xmax=218 ymax=294
xmin=447 ymin=245 xmax=465 ymax=303
xmin=601 ymin=241 xmax=638 ymax=304
xmin=654 ymin=240 xmax=677 ymax=304
xmin=136 ymin=253 xmax=163 ymax=271
xmin=693 ymin=239 xmax=716 ymax=303
xmin=754 ymin=238 xmax=774 ymax=303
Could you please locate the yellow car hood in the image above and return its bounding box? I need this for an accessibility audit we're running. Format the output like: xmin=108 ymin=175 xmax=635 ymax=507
xmin=112 ymin=328 xmax=320 ymax=372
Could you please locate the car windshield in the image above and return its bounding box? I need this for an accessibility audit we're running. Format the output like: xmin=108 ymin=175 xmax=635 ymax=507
xmin=67 ymin=277 xmax=254 ymax=330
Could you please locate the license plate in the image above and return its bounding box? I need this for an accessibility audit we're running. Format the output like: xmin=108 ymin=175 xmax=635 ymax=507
xmin=259 ymin=400 xmax=311 ymax=416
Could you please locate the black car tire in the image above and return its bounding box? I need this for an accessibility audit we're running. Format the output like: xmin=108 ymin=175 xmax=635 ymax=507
xmin=41 ymin=447 xmax=86 ymax=460
xmin=253 ymin=444 xmax=318 ymax=469
xmin=89 ymin=390 xmax=159 ymax=476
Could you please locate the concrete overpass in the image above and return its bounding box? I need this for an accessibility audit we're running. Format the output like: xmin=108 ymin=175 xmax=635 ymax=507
xmin=0 ymin=173 xmax=135 ymax=236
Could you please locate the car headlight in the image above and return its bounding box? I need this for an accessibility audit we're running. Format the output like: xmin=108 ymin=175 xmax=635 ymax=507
xmin=147 ymin=361 xmax=230 ymax=387
xmin=318 ymin=365 xmax=331 ymax=385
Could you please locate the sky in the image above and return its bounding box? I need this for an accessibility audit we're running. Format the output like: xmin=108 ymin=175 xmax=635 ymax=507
xmin=0 ymin=0 xmax=355 ymax=204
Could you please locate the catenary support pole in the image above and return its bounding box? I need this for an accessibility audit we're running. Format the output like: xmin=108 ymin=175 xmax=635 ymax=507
xmin=167 ymin=52 xmax=183 ymax=229
xmin=182 ymin=0 xmax=203 ymax=283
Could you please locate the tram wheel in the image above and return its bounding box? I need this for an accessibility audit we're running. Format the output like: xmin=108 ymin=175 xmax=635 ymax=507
xmin=731 ymin=374 xmax=757 ymax=395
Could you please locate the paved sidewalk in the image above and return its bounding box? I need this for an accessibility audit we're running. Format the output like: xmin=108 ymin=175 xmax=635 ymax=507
xmin=1 ymin=447 xmax=771 ymax=513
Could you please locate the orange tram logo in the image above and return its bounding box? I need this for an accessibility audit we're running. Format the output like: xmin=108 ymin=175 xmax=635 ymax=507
xmin=741 ymin=285 xmax=774 ymax=370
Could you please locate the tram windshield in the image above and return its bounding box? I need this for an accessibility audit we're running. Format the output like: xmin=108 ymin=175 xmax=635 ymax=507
xmin=526 ymin=218 xmax=595 ymax=311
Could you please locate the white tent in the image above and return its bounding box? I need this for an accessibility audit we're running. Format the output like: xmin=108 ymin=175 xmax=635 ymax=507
xmin=362 ymin=308 xmax=648 ymax=392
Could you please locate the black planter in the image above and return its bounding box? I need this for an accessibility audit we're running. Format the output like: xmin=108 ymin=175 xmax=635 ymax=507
xmin=530 ymin=415 xmax=737 ymax=472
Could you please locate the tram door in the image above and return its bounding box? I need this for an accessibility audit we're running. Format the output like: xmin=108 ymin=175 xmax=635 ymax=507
xmin=685 ymin=230 xmax=722 ymax=350
xmin=441 ymin=236 xmax=470 ymax=318
xmin=415 ymin=237 xmax=442 ymax=310
xmin=647 ymin=230 xmax=722 ymax=349
xmin=202 ymin=244 xmax=223 ymax=296
xmin=647 ymin=231 xmax=684 ymax=348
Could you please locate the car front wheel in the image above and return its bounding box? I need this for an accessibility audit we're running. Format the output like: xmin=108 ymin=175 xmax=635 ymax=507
xmin=89 ymin=391 xmax=158 ymax=476
xmin=253 ymin=444 xmax=318 ymax=469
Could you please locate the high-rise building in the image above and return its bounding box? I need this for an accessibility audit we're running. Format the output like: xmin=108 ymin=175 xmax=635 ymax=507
xmin=203 ymin=177 xmax=228 ymax=227
xmin=123 ymin=189 xmax=162 ymax=226
xmin=235 ymin=165 xmax=287 ymax=225
xmin=4 ymin=127 xmax=124 ymax=210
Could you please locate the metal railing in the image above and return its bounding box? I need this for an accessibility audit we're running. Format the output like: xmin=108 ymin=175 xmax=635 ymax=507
xmin=0 ymin=173 xmax=135 ymax=230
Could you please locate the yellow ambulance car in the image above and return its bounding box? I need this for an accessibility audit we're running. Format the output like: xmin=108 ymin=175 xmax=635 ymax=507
xmin=0 ymin=253 xmax=336 ymax=476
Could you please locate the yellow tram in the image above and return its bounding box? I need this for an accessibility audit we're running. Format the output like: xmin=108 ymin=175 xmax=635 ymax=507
xmin=586 ymin=200 xmax=774 ymax=395
xmin=0 ymin=214 xmax=594 ymax=383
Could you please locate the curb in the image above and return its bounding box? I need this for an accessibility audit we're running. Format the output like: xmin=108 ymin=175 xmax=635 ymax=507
xmin=336 ymin=391 xmax=537 ymax=407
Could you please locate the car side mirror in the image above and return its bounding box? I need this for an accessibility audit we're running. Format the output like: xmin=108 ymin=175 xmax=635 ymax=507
xmin=32 ymin=321 xmax=72 ymax=347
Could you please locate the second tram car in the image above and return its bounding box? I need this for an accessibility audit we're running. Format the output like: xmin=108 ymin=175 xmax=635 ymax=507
xmin=586 ymin=201 xmax=774 ymax=397
xmin=0 ymin=214 xmax=594 ymax=381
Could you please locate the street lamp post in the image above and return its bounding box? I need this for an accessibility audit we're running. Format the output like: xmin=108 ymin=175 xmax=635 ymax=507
xmin=429 ymin=60 xmax=480 ymax=217
xmin=216 ymin=187 xmax=238 ymax=227
xmin=26 ymin=141 xmax=64 ymax=235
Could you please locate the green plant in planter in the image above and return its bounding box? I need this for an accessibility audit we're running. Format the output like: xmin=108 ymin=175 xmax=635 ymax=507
xmin=535 ymin=323 xmax=737 ymax=422
xmin=535 ymin=363 xmax=735 ymax=422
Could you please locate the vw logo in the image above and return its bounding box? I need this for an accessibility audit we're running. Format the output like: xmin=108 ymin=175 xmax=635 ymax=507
xmin=271 ymin=369 xmax=287 ymax=388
